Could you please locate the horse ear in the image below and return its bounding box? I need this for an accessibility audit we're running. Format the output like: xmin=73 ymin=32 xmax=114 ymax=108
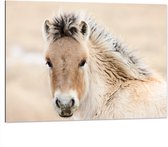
xmin=79 ymin=21 xmax=89 ymax=38
xmin=44 ymin=20 xmax=52 ymax=34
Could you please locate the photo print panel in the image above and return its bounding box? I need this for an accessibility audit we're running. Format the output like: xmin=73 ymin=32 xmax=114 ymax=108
xmin=6 ymin=1 xmax=167 ymax=122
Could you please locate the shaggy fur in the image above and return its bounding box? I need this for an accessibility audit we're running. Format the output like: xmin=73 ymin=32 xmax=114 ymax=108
xmin=43 ymin=11 xmax=167 ymax=120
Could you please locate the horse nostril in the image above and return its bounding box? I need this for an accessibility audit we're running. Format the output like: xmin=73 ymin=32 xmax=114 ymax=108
xmin=55 ymin=99 xmax=61 ymax=108
xmin=71 ymin=98 xmax=75 ymax=107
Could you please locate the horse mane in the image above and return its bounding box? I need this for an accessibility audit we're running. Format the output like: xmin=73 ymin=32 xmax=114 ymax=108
xmin=44 ymin=11 xmax=151 ymax=80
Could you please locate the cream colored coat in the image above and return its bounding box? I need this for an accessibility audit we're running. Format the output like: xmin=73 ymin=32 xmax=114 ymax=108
xmin=43 ymin=11 xmax=167 ymax=120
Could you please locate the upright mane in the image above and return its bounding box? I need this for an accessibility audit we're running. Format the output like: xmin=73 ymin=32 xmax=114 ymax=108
xmin=43 ymin=11 xmax=151 ymax=81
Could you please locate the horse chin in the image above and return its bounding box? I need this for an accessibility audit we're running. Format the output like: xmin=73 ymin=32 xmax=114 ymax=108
xmin=58 ymin=110 xmax=73 ymax=118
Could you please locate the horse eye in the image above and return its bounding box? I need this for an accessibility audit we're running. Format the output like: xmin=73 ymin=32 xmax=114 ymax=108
xmin=79 ymin=59 xmax=86 ymax=67
xmin=46 ymin=60 xmax=52 ymax=68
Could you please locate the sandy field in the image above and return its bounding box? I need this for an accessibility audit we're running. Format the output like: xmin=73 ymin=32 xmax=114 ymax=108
xmin=6 ymin=1 xmax=167 ymax=122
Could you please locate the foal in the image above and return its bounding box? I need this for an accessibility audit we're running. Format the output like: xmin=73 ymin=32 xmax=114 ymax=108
xmin=43 ymin=11 xmax=166 ymax=119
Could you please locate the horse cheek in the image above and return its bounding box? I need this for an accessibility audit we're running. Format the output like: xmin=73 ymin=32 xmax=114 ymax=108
xmin=75 ymin=71 xmax=85 ymax=100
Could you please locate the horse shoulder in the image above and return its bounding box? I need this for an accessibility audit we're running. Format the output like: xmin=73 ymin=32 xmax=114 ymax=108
xmin=102 ymin=76 xmax=166 ymax=119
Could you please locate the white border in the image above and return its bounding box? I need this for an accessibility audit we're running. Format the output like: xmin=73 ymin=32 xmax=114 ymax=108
xmin=0 ymin=0 xmax=168 ymax=147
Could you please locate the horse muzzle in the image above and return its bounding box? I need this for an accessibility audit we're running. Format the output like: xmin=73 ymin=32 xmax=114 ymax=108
xmin=55 ymin=98 xmax=75 ymax=117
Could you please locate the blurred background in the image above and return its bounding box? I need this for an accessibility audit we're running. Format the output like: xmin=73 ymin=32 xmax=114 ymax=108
xmin=6 ymin=1 xmax=166 ymax=122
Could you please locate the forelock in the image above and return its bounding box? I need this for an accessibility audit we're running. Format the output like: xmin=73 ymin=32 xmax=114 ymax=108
xmin=46 ymin=11 xmax=87 ymax=42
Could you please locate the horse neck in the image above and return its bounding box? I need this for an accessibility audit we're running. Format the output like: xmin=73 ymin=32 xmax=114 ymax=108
xmin=74 ymin=45 xmax=124 ymax=120
xmin=74 ymin=70 xmax=108 ymax=120
xmin=73 ymin=38 xmax=149 ymax=120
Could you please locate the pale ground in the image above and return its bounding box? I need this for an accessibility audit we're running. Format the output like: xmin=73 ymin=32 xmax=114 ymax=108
xmin=6 ymin=2 xmax=167 ymax=122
